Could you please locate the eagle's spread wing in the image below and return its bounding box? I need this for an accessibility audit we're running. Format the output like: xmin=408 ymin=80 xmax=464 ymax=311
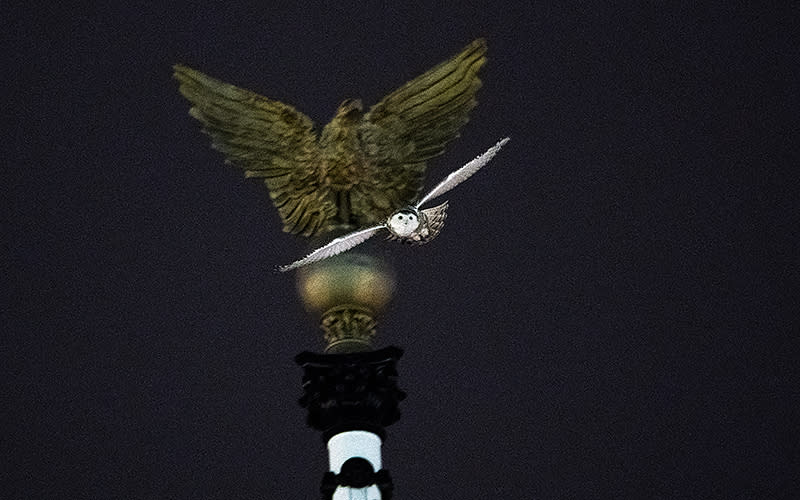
xmin=174 ymin=64 xmax=336 ymax=236
xmin=353 ymin=39 xmax=488 ymax=221
xmin=417 ymin=137 xmax=509 ymax=209
xmin=278 ymin=225 xmax=385 ymax=272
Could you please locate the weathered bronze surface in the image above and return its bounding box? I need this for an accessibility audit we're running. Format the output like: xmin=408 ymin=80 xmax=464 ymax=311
xmin=174 ymin=39 xmax=486 ymax=237
xmin=296 ymin=251 xmax=395 ymax=352
xmin=175 ymin=40 xmax=487 ymax=350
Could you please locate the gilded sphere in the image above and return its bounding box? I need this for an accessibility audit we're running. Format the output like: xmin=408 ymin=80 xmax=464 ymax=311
xmin=296 ymin=252 xmax=395 ymax=317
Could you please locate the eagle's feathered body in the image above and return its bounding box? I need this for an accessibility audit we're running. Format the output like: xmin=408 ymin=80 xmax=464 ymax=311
xmin=174 ymin=39 xmax=487 ymax=237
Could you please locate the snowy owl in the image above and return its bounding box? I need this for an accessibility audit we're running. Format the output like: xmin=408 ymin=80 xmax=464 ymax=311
xmin=279 ymin=137 xmax=509 ymax=272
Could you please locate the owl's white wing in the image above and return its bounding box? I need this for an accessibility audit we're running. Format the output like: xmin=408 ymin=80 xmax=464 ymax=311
xmin=278 ymin=225 xmax=386 ymax=272
xmin=416 ymin=137 xmax=510 ymax=209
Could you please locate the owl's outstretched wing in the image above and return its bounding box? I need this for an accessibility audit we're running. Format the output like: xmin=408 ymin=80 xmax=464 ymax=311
xmin=420 ymin=201 xmax=449 ymax=242
xmin=352 ymin=39 xmax=488 ymax=220
xmin=416 ymin=137 xmax=509 ymax=209
xmin=174 ymin=64 xmax=336 ymax=237
xmin=278 ymin=225 xmax=386 ymax=272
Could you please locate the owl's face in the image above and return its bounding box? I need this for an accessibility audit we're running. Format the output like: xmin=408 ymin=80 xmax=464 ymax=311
xmin=387 ymin=209 xmax=420 ymax=237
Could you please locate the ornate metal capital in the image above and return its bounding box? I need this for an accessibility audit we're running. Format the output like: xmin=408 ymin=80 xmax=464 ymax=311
xmin=296 ymin=347 xmax=405 ymax=440
xmin=320 ymin=305 xmax=377 ymax=353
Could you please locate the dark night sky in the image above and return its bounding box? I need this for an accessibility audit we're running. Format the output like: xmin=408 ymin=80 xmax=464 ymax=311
xmin=4 ymin=2 xmax=798 ymax=499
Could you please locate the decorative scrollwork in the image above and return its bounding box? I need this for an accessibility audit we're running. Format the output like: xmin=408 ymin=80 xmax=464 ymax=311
xmin=320 ymin=305 xmax=377 ymax=351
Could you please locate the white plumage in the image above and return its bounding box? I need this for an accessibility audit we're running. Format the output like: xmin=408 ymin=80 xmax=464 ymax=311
xmin=278 ymin=137 xmax=509 ymax=272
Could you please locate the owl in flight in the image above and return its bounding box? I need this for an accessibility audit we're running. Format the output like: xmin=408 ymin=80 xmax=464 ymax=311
xmin=174 ymin=39 xmax=487 ymax=237
xmin=278 ymin=138 xmax=509 ymax=272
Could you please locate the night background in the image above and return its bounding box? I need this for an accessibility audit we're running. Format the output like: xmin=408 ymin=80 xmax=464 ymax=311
xmin=4 ymin=2 xmax=797 ymax=499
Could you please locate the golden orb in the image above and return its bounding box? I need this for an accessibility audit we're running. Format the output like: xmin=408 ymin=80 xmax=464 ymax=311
xmin=297 ymin=251 xmax=395 ymax=353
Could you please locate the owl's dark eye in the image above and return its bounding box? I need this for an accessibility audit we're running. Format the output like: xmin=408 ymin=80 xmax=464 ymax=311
xmin=398 ymin=215 xmax=404 ymax=219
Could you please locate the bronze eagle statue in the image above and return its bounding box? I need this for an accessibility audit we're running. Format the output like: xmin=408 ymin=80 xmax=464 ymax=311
xmin=174 ymin=39 xmax=487 ymax=237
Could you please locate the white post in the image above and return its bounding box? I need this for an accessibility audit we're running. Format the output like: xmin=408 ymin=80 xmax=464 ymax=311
xmin=327 ymin=431 xmax=383 ymax=500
